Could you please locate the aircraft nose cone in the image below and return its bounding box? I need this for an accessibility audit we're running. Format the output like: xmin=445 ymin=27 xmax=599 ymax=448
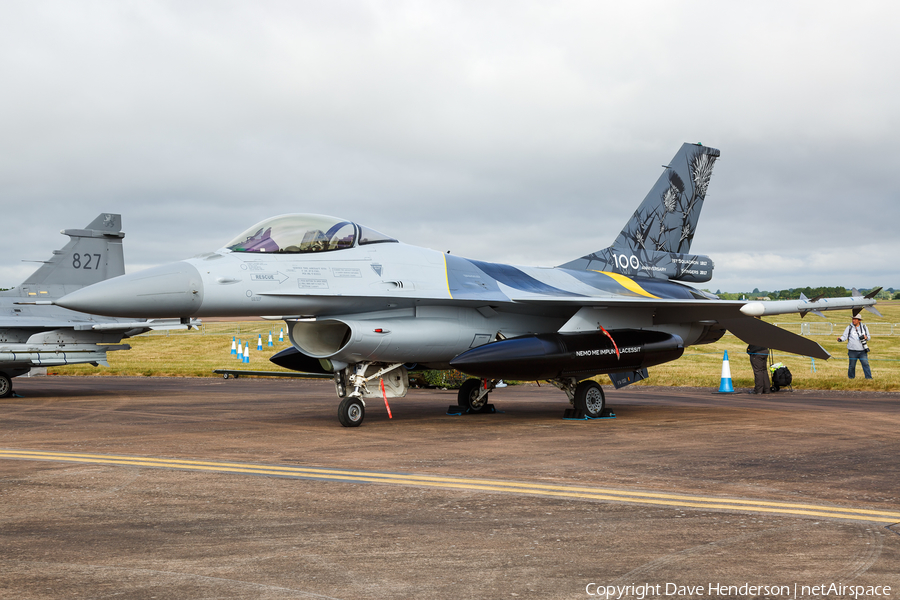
xmin=57 ymin=261 xmax=204 ymax=318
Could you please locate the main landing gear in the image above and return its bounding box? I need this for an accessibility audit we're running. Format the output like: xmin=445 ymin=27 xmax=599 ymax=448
xmin=573 ymin=380 xmax=606 ymax=418
xmin=549 ymin=377 xmax=606 ymax=419
xmin=0 ymin=373 xmax=12 ymax=399
xmin=456 ymin=376 xmax=607 ymax=419
xmin=457 ymin=378 xmax=497 ymax=413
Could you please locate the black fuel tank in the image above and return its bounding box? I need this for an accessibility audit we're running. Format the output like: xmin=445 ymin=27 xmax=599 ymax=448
xmin=449 ymin=329 xmax=684 ymax=380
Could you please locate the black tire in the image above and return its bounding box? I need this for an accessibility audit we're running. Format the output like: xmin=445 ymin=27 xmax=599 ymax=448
xmin=574 ymin=380 xmax=605 ymax=418
xmin=338 ymin=397 xmax=365 ymax=427
xmin=458 ymin=378 xmax=490 ymax=412
xmin=0 ymin=373 xmax=12 ymax=398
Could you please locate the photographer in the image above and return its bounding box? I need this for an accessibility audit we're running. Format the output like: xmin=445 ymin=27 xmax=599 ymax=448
xmin=837 ymin=314 xmax=872 ymax=379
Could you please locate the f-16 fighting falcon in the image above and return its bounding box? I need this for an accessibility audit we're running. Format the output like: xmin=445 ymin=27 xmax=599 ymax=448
xmin=0 ymin=214 xmax=194 ymax=398
xmin=56 ymin=144 xmax=879 ymax=426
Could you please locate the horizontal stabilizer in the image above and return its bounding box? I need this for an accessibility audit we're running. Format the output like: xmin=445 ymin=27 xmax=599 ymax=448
xmin=720 ymin=318 xmax=830 ymax=360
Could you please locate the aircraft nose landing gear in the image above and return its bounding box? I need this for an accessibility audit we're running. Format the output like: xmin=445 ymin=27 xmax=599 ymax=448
xmin=333 ymin=362 xmax=409 ymax=427
xmin=338 ymin=396 xmax=365 ymax=427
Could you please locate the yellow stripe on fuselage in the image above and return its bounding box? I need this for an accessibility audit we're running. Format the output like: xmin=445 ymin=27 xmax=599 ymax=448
xmin=595 ymin=271 xmax=661 ymax=299
xmin=443 ymin=253 xmax=453 ymax=299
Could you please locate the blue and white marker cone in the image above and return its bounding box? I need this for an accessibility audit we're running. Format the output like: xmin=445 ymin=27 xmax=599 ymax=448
xmin=279 ymin=328 xmax=284 ymax=342
xmin=257 ymin=334 xmax=263 ymax=351
xmin=231 ymin=336 xmax=236 ymax=355
xmin=718 ymin=350 xmax=734 ymax=393
xmin=243 ymin=344 xmax=249 ymax=363
xmin=268 ymin=332 xmax=273 ymax=347
xmin=237 ymin=340 xmax=243 ymax=360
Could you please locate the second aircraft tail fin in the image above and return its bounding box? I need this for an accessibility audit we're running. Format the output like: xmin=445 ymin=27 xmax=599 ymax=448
xmin=18 ymin=213 xmax=125 ymax=296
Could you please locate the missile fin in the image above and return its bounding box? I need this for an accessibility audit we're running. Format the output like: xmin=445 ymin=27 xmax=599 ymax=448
xmin=865 ymin=305 xmax=883 ymax=317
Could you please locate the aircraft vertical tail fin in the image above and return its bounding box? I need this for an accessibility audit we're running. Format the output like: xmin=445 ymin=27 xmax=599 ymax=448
xmin=19 ymin=214 xmax=125 ymax=295
xmin=559 ymin=143 xmax=720 ymax=283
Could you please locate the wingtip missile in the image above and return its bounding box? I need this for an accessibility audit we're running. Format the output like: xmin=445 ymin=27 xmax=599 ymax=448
xmin=739 ymin=293 xmax=878 ymax=318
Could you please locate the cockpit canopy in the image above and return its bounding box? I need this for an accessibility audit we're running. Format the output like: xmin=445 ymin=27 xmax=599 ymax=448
xmin=225 ymin=214 xmax=397 ymax=254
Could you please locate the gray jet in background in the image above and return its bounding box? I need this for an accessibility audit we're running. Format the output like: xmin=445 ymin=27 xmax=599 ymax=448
xmin=57 ymin=145 xmax=879 ymax=426
xmin=0 ymin=214 xmax=192 ymax=398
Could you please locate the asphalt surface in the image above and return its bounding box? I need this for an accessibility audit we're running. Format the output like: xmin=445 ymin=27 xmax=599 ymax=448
xmin=1 ymin=376 xmax=899 ymax=599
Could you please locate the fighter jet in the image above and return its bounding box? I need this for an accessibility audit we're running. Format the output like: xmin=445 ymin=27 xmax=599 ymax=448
xmin=0 ymin=214 xmax=192 ymax=398
xmin=56 ymin=144 xmax=879 ymax=426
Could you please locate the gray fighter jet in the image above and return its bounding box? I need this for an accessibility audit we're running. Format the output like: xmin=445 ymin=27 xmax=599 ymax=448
xmin=56 ymin=144 xmax=879 ymax=426
xmin=0 ymin=214 xmax=191 ymax=398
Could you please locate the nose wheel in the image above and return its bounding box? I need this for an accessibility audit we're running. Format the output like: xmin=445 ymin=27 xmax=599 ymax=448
xmin=338 ymin=397 xmax=365 ymax=427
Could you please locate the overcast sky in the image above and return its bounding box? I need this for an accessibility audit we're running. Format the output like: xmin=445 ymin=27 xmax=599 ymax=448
xmin=2 ymin=1 xmax=898 ymax=292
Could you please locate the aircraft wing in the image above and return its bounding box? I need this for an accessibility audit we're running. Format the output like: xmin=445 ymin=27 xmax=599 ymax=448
xmin=512 ymin=294 xmax=869 ymax=321
xmin=718 ymin=317 xmax=830 ymax=359
xmin=511 ymin=296 xmax=835 ymax=359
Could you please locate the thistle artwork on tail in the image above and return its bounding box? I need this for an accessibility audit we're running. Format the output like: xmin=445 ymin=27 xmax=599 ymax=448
xmin=560 ymin=143 xmax=719 ymax=283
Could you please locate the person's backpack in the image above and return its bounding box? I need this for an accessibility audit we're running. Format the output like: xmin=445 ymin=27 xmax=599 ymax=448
xmin=771 ymin=366 xmax=792 ymax=390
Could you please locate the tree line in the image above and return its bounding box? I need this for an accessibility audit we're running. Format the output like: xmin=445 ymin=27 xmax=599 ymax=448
xmin=712 ymin=287 xmax=898 ymax=301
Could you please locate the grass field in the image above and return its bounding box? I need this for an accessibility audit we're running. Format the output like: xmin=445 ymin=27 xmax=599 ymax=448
xmin=49 ymin=302 xmax=900 ymax=392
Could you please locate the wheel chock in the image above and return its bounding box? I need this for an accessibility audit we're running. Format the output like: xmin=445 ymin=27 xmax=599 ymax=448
xmin=446 ymin=404 xmax=497 ymax=415
xmin=563 ymin=408 xmax=616 ymax=420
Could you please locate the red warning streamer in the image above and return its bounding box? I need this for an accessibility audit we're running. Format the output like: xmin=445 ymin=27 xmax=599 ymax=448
xmin=599 ymin=325 xmax=620 ymax=360
xmin=380 ymin=378 xmax=393 ymax=419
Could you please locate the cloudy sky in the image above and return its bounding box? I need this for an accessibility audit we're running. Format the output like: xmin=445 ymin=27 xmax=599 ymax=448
xmin=1 ymin=1 xmax=897 ymax=292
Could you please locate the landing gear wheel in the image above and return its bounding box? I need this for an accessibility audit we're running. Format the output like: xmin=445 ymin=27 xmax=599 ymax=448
xmin=338 ymin=397 xmax=365 ymax=427
xmin=0 ymin=373 xmax=12 ymax=398
xmin=574 ymin=380 xmax=605 ymax=418
xmin=458 ymin=378 xmax=490 ymax=413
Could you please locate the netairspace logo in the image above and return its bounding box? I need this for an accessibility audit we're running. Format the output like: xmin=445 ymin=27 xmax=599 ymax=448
xmin=584 ymin=582 xmax=893 ymax=599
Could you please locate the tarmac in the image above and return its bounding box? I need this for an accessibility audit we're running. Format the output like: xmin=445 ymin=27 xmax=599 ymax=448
xmin=1 ymin=376 xmax=899 ymax=599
